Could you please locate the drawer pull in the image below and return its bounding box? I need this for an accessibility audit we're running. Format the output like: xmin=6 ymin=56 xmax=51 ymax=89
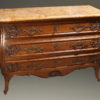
xmin=24 ymin=45 xmax=43 ymax=53
xmin=71 ymin=42 xmax=88 ymax=49
xmin=54 ymin=43 xmax=60 ymax=50
xmin=70 ymin=24 xmax=88 ymax=32
xmin=49 ymin=71 xmax=61 ymax=77
xmin=71 ymin=58 xmax=85 ymax=65
xmin=26 ymin=62 xmax=42 ymax=69
xmin=23 ymin=26 xmax=42 ymax=34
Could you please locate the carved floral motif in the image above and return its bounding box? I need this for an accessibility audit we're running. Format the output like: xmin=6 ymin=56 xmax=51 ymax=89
xmin=5 ymin=45 xmax=20 ymax=56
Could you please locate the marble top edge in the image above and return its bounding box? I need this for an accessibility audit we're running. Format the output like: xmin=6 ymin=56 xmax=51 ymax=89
xmin=0 ymin=5 xmax=100 ymax=22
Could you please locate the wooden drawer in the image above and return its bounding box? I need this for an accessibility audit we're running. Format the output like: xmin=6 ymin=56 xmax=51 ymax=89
xmin=5 ymin=52 xmax=100 ymax=73
xmin=5 ymin=38 xmax=100 ymax=57
xmin=4 ymin=21 xmax=100 ymax=39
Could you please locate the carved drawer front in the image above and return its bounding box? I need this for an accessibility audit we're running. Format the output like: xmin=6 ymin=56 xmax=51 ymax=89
xmin=4 ymin=23 xmax=54 ymax=39
xmin=5 ymin=38 xmax=100 ymax=57
xmin=5 ymin=53 xmax=100 ymax=73
xmin=56 ymin=21 xmax=100 ymax=33
xmin=4 ymin=21 xmax=100 ymax=39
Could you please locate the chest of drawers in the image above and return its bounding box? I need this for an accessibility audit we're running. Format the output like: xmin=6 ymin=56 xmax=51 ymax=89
xmin=0 ymin=5 xmax=100 ymax=94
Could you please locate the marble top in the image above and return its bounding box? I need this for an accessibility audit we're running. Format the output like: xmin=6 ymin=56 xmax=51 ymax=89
xmin=0 ymin=5 xmax=100 ymax=22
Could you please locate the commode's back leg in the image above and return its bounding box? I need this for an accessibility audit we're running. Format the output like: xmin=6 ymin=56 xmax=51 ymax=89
xmin=94 ymin=65 xmax=100 ymax=81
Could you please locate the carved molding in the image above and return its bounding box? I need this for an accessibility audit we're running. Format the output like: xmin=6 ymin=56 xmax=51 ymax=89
xmin=5 ymin=24 xmax=20 ymax=38
xmin=5 ymin=45 xmax=20 ymax=56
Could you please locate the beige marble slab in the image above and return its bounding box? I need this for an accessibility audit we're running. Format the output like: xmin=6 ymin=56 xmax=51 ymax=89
xmin=0 ymin=5 xmax=100 ymax=22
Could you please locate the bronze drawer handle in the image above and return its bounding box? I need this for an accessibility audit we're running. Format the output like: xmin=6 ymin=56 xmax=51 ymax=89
xmin=70 ymin=24 xmax=88 ymax=32
xmin=70 ymin=58 xmax=85 ymax=65
xmin=23 ymin=26 xmax=42 ymax=34
xmin=71 ymin=42 xmax=88 ymax=49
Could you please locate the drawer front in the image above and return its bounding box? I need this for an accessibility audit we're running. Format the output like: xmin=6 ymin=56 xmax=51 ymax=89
xmin=5 ymin=53 xmax=100 ymax=73
xmin=5 ymin=38 xmax=100 ymax=57
xmin=4 ymin=21 xmax=100 ymax=39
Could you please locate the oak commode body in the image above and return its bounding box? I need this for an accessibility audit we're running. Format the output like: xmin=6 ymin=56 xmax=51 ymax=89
xmin=0 ymin=5 xmax=100 ymax=94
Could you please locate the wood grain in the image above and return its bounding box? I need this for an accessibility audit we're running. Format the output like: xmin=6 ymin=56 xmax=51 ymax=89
xmin=0 ymin=5 xmax=100 ymax=94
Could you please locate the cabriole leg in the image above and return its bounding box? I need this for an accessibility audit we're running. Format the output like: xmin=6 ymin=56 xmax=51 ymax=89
xmin=94 ymin=65 xmax=100 ymax=81
xmin=4 ymin=77 xmax=10 ymax=94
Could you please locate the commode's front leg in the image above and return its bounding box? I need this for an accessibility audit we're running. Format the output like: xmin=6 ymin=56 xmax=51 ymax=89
xmin=94 ymin=65 xmax=100 ymax=81
xmin=4 ymin=76 xmax=10 ymax=94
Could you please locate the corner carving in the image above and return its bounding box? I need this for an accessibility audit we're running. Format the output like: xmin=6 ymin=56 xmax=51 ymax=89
xmin=5 ymin=24 xmax=20 ymax=38
xmin=91 ymin=38 xmax=100 ymax=48
xmin=6 ymin=63 xmax=19 ymax=72
xmin=5 ymin=45 xmax=20 ymax=56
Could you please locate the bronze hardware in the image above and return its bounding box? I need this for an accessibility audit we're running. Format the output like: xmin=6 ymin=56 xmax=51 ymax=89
xmin=70 ymin=24 xmax=88 ymax=32
xmin=23 ymin=26 xmax=42 ymax=34
xmin=70 ymin=58 xmax=86 ymax=65
xmin=24 ymin=45 xmax=43 ymax=53
xmin=54 ymin=25 xmax=59 ymax=31
xmin=54 ymin=60 xmax=59 ymax=65
xmin=54 ymin=43 xmax=60 ymax=50
xmin=26 ymin=62 xmax=42 ymax=69
xmin=71 ymin=42 xmax=88 ymax=49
